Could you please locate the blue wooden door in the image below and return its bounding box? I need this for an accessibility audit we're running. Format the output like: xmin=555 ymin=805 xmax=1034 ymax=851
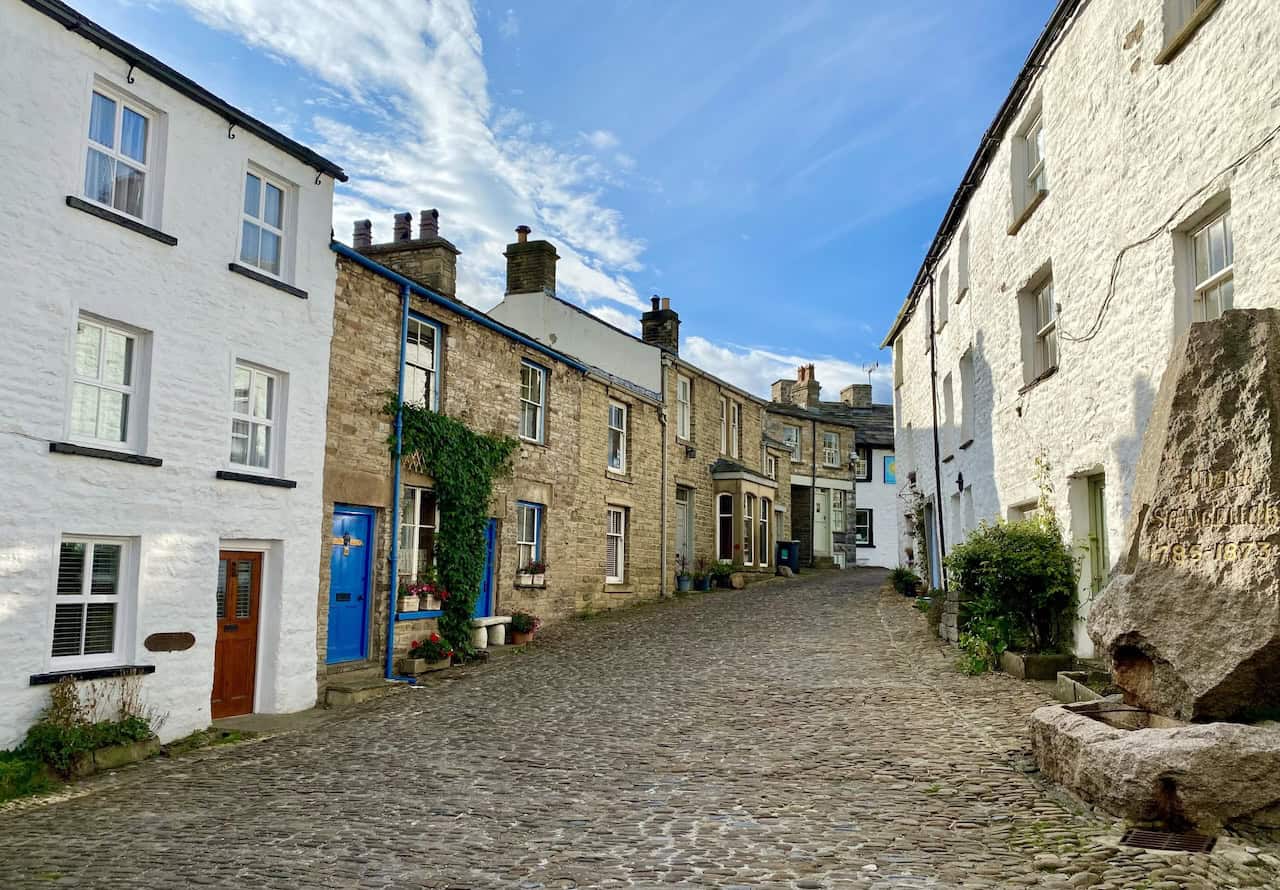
xmin=472 ymin=519 xmax=497 ymax=619
xmin=327 ymin=507 xmax=373 ymax=664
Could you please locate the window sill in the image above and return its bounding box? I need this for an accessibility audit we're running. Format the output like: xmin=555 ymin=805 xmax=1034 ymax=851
xmin=215 ymin=469 xmax=298 ymax=488
xmin=518 ymin=436 xmax=546 ymax=447
xmin=50 ymin=441 xmax=162 ymax=467
xmin=942 ymin=454 xmax=955 ymax=464
xmin=514 ymin=581 xmax=548 ymax=590
xmin=396 ymin=610 xmax=443 ymax=621
xmin=959 ymin=439 xmax=974 ymax=451
xmin=228 ymin=263 xmax=308 ymax=300
xmin=855 ymin=477 xmax=871 ymax=484
xmin=30 ymin=664 xmax=155 ymax=686
xmin=956 ymin=286 xmax=969 ymax=304
xmin=606 ymin=470 xmax=632 ymax=484
xmin=66 ymin=196 xmax=177 ymax=246
xmin=604 ymin=586 xmax=633 ymax=594
xmin=1007 ymin=189 xmax=1048 ymax=237
xmin=1018 ymin=365 xmax=1059 ymax=395
xmin=1155 ymin=0 xmax=1223 ymax=65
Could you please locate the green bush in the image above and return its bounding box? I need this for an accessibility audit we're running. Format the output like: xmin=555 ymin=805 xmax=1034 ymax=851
xmin=889 ymin=565 xmax=921 ymax=596
xmin=21 ymin=716 xmax=152 ymax=777
xmin=16 ymin=675 xmax=159 ymax=779
xmin=0 ymin=750 xmax=55 ymax=803
xmin=946 ymin=520 xmax=1077 ymax=656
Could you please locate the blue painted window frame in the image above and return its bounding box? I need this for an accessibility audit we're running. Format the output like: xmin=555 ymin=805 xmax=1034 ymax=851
xmin=516 ymin=501 xmax=543 ymax=569
xmin=405 ymin=312 xmax=443 ymax=411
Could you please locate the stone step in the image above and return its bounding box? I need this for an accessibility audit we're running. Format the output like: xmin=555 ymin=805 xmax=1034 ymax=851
xmin=323 ymin=675 xmax=410 ymax=708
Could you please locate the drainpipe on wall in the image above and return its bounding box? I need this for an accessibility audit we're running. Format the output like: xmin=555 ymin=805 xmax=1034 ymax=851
xmin=385 ymin=283 xmax=417 ymax=684
xmin=927 ymin=273 xmax=949 ymax=592
xmin=659 ymin=355 xmax=670 ymax=598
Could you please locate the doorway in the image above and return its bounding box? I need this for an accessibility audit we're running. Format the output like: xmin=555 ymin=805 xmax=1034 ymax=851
xmin=327 ymin=506 xmax=373 ymax=664
xmin=212 ymin=551 xmax=262 ymax=719
xmin=813 ymin=488 xmax=831 ymax=557
xmin=675 ymin=486 xmax=693 ymax=571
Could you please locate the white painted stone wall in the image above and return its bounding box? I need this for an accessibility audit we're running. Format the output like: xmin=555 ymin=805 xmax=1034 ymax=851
xmin=0 ymin=5 xmax=336 ymax=747
xmin=490 ymin=290 xmax=663 ymax=393
xmin=889 ymin=0 xmax=1280 ymax=657
xmin=855 ymin=446 xmax=900 ymax=569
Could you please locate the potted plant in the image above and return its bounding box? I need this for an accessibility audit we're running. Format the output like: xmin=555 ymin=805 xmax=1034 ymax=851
xmin=400 ymin=633 xmax=453 ymax=674
xmin=510 ymin=610 xmax=541 ymax=645
xmin=889 ymin=565 xmax=921 ymax=597
xmin=693 ymin=557 xmax=711 ymax=591
xmin=528 ymin=560 xmax=546 ymax=586
xmin=397 ymin=580 xmax=420 ymax=613
xmin=711 ymin=562 xmax=735 ymax=589
xmin=675 ymin=555 xmax=692 ymax=592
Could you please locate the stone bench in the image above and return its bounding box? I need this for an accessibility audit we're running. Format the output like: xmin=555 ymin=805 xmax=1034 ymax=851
xmin=470 ymin=615 xmax=512 ymax=649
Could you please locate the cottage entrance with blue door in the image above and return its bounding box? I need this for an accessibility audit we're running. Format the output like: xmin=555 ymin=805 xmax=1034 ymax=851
xmin=473 ymin=518 xmax=498 ymax=619
xmin=327 ymin=506 xmax=374 ymax=664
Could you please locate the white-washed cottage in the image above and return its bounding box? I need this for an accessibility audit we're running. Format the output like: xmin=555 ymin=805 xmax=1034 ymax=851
xmin=883 ymin=0 xmax=1280 ymax=654
xmin=0 ymin=0 xmax=345 ymax=745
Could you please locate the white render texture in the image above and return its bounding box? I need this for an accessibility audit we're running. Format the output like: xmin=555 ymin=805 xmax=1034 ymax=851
xmin=856 ymin=447 xmax=899 ymax=569
xmin=0 ymin=5 xmax=336 ymax=747
xmin=889 ymin=0 xmax=1280 ymax=656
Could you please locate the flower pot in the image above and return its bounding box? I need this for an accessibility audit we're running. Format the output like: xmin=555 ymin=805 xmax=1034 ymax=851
xmin=532 ymin=573 xmax=545 ymax=586
xmin=425 ymin=657 xmax=451 ymax=672
xmin=676 ymin=575 xmax=692 ymax=592
xmin=517 ymin=573 xmax=534 ymax=586
xmin=511 ymin=629 xmax=535 ymax=645
xmin=400 ymin=656 xmax=451 ymax=674
xmin=694 ymin=575 xmax=710 ymax=591
xmin=399 ymin=595 xmax=420 ymax=613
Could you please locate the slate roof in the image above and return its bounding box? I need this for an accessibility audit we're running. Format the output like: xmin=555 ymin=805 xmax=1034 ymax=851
xmin=766 ymin=401 xmax=896 ymax=448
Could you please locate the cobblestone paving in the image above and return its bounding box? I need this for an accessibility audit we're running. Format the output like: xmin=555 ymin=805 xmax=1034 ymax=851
xmin=4 ymin=569 xmax=1280 ymax=889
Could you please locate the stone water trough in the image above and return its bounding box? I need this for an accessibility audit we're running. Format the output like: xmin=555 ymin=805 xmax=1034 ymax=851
xmin=1031 ymin=310 xmax=1280 ymax=832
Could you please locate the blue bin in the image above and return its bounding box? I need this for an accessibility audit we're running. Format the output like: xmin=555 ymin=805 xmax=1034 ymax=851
xmin=776 ymin=539 xmax=801 ymax=574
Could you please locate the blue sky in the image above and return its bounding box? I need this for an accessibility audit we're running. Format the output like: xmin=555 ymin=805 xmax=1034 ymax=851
xmin=77 ymin=0 xmax=1055 ymax=399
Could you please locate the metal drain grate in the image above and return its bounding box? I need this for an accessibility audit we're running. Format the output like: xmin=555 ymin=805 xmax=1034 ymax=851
xmin=1120 ymin=829 xmax=1217 ymax=853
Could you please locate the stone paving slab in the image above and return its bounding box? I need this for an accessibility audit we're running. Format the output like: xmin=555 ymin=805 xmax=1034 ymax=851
xmin=2 ymin=568 xmax=1278 ymax=888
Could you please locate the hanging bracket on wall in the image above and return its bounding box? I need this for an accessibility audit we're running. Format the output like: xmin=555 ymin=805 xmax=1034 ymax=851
xmin=227 ymin=122 xmax=236 ymax=140
xmin=314 ymin=170 xmax=323 ymax=186
xmin=126 ymin=62 xmax=136 ymax=84
xmin=957 ymin=471 xmax=965 ymax=493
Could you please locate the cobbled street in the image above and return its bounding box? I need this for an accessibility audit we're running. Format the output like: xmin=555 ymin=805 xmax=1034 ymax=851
xmin=3 ymin=569 xmax=1279 ymax=889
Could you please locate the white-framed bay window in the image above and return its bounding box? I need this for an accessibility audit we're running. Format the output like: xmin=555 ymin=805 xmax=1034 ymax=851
xmin=405 ymin=316 xmax=441 ymax=410
xmin=1191 ymin=208 xmax=1233 ymax=323
xmin=399 ymin=486 xmax=438 ymax=584
xmin=519 ymin=360 xmax=547 ymax=443
xmin=717 ymin=493 xmax=734 ymax=562
xmin=759 ymin=498 xmax=771 ymax=568
xmin=239 ymin=168 xmax=291 ymax=279
xmin=83 ymin=86 xmax=153 ymax=221
xmin=608 ymin=401 xmax=628 ymax=473
xmin=743 ymin=494 xmax=755 ymax=565
xmin=676 ymin=374 xmax=692 ymax=440
xmin=230 ymin=363 xmax=282 ymax=472
xmin=70 ymin=314 xmax=146 ymax=450
xmin=516 ymin=501 xmax=543 ymax=572
xmin=605 ymin=506 xmax=627 ymax=583
xmin=52 ymin=536 xmax=134 ymax=667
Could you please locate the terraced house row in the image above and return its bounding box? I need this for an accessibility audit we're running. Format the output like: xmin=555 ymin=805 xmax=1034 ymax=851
xmin=0 ymin=0 xmax=893 ymax=743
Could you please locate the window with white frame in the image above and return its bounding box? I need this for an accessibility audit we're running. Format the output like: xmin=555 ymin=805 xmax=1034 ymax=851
xmin=719 ymin=396 xmax=728 ymax=453
xmin=729 ymin=401 xmax=741 ymax=458
xmin=1191 ymin=208 xmax=1233 ymax=323
xmin=822 ymin=431 xmax=840 ymax=467
xmin=959 ymin=349 xmax=976 ymax=445
xmin=1163 ymin=0 xmax=1217 ymax=50
xmin=923 ymin=294 xmax=933 ymax=353
xmin=766 ymin=454 xmax=777 ymax=479
xmin=239 ymin=170 xmax=289 ymax=278
xmin=716 ymin=493 xmax=734 ymax=562
xmin=759 ymin=498 xmax=770 ymax=567
xmin=854 ymin=508 xmax=873 ymax=546
xmin=405 ymin=317 xmax=440 ymax=410
xmin=83 ymin=88 xmax=151 ymax=220
xmin=1033 ymin=277 xmax=1057 ymax=378
xmin=1025 ymin=114 xmax=1046 ymax=196
xmin=832 ymin=490 xmax=847 ymax=533
xmin=71 ymin=315 xmax=142 ymax=449
xmin=1011 ymin=102 xmax=1047 ymax=224
xmin=676 ymin=374 xmax=692 ymax=440
xmin=52 ymin=537 xmax=130 ymax=665
xmin=854 ymin=445 xmax=871 ymax=482
xmin=230 ymin=363 xmax=279 ymax=471
xmin=519 ymin=360 xmax=546 ymax=442
xmin=399 ymin=486 xmax=438 ymax=584
xmin=516 ymin=501 xmax=543 ymax=572
xmin=957 ymin=227 xmax=971 ymax=300
xmin=783 ymin=424 xmax=801 ymax=462
xmin=742 ymin=494 xmax=755 ymax=565
xmin=942 ymin=372 xmax=955 ymax=455
xmin=605 ymin=506 xmax=626 ymax=583
xmin=608 ymin=401 xmax=627 ymax=473
xmin=936 ymin=264 xmax=949 ymax=331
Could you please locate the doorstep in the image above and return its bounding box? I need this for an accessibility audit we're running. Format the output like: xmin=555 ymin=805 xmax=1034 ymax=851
xmin=323 ymin=674 xmax=412 ymax=708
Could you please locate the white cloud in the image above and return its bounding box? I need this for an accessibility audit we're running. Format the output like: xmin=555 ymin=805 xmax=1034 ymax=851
xmin=581 ymin=129 xmax=620 ymax=151
xmin=177 ymin=0 xmax=644 ymax=312
xmin=497 ymin=8 xmax=518 ymax=39
xmin=682 ymin=336 xmax=893 ymax=404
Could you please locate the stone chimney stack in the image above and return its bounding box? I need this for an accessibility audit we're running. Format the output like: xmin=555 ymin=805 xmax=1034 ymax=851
xmin=504 ymin=225 xmax=559 ymax=295
xmin=640 ymin=295 xmax=680 ymax=353
xmin=793 ymin=364 xmax=821 ymax=407
xmin=770 ymin=379 xmax=795 ymax=404
xmin=840 ymin=383 xmax=873 ymax=407
xmin=353 ymin=210 xmax=461 ymax=298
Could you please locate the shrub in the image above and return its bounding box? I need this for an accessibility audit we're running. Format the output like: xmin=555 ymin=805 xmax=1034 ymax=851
xmin=946 ymin=520 xmax=1077 ymax=656
xmin=17 ymin=675 xmax=160 ymax=778
xmin=0 ymin=750 xmax=55 ymax=803
xmin=889 ymin=565 xmax=921 ymax=596
xmin=511 ymin=611 xmax=541 ymax=634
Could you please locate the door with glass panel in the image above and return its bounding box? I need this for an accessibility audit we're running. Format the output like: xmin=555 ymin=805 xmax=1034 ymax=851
xmin=212 ymin=551 xmax=261 ymax=719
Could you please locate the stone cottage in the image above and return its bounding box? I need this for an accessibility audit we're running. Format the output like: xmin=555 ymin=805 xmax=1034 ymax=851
xmin=882 ymin=0 xmax=1280 ymax=654
xmin=317 ymin=215 xmax=663 ymax=695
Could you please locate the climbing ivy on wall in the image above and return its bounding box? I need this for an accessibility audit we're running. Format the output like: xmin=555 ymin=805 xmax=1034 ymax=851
xmin=387 ymin=398 xmax=517 ymax=653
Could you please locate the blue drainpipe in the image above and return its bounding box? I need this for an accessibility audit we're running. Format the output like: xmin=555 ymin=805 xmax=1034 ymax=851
xmin=386 ymin=282 xmax=416 ymax=684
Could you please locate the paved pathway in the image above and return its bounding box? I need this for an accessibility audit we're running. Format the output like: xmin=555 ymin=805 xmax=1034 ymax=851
xmin=3 ymin=569 xmax=1279 ymax=888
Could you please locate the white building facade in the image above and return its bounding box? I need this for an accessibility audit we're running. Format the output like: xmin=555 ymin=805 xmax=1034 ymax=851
xmin=884 ymin=0 xmax=1280 ymax=655
xmin=0 ymin=0 xmax=344 ymax=746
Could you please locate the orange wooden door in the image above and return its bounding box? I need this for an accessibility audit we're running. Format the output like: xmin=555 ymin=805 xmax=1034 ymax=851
xmin=212 ymin=551 xmax=261 ymax=719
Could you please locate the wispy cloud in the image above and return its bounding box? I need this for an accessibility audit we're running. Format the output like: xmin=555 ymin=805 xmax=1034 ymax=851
xmin=177 ymin=0 xmax=643 ymax=312
xmin=497 ymin=8 xmax=518 ymax=39
xmin=581 ymin=129 xmax=620 ymax=151
xmin=682 ymin=336 xmax=892 ymax=403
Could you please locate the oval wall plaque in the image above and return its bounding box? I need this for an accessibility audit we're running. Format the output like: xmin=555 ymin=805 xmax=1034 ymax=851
xmin=144 ymin=632 xmax=196 ymax=653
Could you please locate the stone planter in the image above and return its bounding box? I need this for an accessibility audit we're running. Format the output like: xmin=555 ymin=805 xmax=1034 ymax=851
xmin=517 ymin=573 xmax=533 ymax=586
xmin=398 ymin=594 xmax=420 ymax=613
xmin=999 ymin=650 xmax=1074 ymax=681
xmin=67 ymin=736 xmax=161 ymax=779
xmin=511 ymin=629 xmax=535 ymax=645
xmin=398 ymin=656 xmax=451 ymax=675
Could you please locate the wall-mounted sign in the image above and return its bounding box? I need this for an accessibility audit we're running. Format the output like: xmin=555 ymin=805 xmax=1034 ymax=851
xmin=883 ymin=455 xmax=897 ymax=485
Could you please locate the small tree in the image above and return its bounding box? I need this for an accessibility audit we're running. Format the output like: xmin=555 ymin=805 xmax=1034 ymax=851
xmin=947 ymin=519 xmax=1077 ymax=655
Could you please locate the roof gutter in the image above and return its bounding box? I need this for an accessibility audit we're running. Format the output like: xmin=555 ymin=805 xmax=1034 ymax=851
xmin=879 ymin=0 xmax=1086 ymax=349
xmin=331 ymin=242 xmax=591 ymax=374
xmin=24 ymin=0 xmax=348 ymax=182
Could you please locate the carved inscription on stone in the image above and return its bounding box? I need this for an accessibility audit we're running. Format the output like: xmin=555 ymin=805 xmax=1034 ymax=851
xmin=1144 ymin=466 xmax=1277 ymax=565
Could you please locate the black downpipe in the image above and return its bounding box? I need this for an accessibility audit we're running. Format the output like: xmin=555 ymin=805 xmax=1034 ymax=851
xmin=927 ymin=274 xmax=949 ymax=592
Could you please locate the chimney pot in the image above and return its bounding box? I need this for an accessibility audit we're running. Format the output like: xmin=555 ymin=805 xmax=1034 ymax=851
xmin=419 ymin=209 xmax=439 ymax=240
xmin=393 ymin=212 xmax=412 ymax=242
xmin=353 ymin=219 xmax=372 ymax=250
xmin=661 ymin=297 xmax=671 ymax=311
xmin=516 ymin=225 xmax=531 ymax=244
xmin=651 ymin=296 xmax=661 ymax=311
